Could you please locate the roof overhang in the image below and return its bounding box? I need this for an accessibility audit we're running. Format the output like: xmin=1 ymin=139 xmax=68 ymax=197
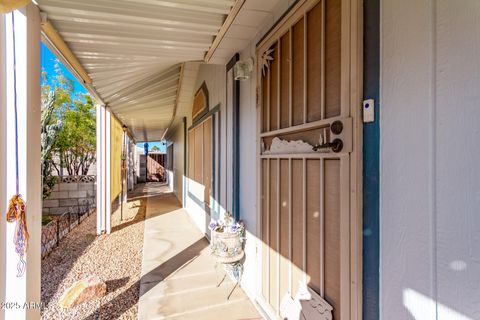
xmin=36 ymin=0 xmax=285 ymax=141
xmin=36 ymin=0 xmax=236 ymax=141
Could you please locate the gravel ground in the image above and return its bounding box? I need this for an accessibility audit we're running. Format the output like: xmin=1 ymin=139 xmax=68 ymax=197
xmin=41 ymin=196 xmax=146 ymax=320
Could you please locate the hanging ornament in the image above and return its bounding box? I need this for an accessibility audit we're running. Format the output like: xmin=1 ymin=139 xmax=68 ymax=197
xmin=261 ymin=48 xmax=274 ymax=77
xmin=6 ymin=195 xmax=29 ymax=277
xmin=5 ymin=11 xmax=29 ymax=277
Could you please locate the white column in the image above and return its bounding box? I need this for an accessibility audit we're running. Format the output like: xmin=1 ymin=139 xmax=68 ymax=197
xmin=0 ymin=13 xmax=7 ymax=320
xmin=96 ymin=104 xmax=104 ymax=235
xmin=96 ymin=105 xmax=112 ymax=235
xmin=1 ymin=5 xmax=42 ymax=320
xmin=105 ymin=107 xmax=111 ymax=234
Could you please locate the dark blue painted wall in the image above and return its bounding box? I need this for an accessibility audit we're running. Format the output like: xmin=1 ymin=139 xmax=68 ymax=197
xmin=363 ymin=0 xmax=380 ymax=319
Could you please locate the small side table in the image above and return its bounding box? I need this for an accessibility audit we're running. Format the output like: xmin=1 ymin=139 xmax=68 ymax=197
xmin=214 ymin=260 xmax=244 ymax=300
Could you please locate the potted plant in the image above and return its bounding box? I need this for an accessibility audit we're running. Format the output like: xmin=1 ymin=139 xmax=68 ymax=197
xmin=208 ymin=212 xmax=245 ymax=264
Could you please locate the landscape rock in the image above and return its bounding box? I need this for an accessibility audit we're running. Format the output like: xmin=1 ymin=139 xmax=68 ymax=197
xmin=59 ymin=275 xmax=106 ymax=308
xmin=41 ymin=190 xmax=146 ymax=319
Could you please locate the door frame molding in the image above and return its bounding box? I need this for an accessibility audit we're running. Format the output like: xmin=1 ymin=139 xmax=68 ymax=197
xmin=226 ymin=54 xmax=241 ymax=220
xmin=254 ymin=0 xmax=364 ymax=318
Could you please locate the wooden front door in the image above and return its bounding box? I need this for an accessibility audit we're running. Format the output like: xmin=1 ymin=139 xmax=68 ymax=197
xmin=256 ymin=0 xmax=362 ymax=319
xmin=188 ymin=116 xmax=213 ymax=207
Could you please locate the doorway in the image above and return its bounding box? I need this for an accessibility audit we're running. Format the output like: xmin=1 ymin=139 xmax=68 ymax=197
xmin=187 ymin=116 xmax=213 ymax=210
xmin=256 ymin=0 xmax=363 ymax=318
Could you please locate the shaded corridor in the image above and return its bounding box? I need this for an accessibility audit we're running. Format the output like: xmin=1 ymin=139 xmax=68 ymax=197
xmin=137 ymin=184 xmax=262 ymax=320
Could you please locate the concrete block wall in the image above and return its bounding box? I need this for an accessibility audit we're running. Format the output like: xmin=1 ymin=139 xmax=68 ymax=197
xmin=43 ymin=181 xmax=96 ymax=215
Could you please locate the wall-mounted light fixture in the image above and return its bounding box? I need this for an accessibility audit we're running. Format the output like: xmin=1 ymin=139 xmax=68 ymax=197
xmin=234 ymin=58 xmax=253 ymax=81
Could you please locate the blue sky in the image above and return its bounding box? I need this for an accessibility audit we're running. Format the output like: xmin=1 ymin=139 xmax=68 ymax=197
xmin=41 ymin=42 xmax=88 ymax=95
xmin=136 ymin=141 xmax=167 ymax=153
xmin=42 ymin=43 xmax=166 ymax=153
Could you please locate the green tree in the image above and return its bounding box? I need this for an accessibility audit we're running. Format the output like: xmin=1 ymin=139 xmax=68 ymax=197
xmin=53 ymin=94 xmax=96 ymax=175
xmin=41 ymin=62 xmax=96 ymax=183
xmin=41 ymin=63 xmax=73 ymax=199
xmin=41 ymin=91 xmax=62 ymax=199
xmin=151 ymin=145 xmax=160 ymax=152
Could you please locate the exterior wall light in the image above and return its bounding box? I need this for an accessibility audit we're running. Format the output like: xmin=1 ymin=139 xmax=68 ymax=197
xmin=234 ymin=58 xmax=253 ymax=81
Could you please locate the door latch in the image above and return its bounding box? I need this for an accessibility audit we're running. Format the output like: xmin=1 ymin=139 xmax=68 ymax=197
xmin=312 ymin=119 xmax=350 ymax=153
xmin=313 ymin=139 xmax=343 ymax=153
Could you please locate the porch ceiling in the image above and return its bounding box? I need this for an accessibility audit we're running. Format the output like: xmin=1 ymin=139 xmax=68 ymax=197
xmin=36 ymin=0 xmax=235 ymax=141
xmin=208 ymin=0 xmax=286 ymax=64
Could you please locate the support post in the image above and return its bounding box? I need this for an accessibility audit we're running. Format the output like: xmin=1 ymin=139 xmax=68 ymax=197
xmin=1 ymin=5 xmax=42 ymax=320
xmin=105 ymin=107 xmax=111 ymax=234
xmin=0 ymin=14 xmax=6 ymax=320
xmin=95 ymin=104 xmax=111 ymax=234
xmin=96 ymin=103 xmax=104 ymax=235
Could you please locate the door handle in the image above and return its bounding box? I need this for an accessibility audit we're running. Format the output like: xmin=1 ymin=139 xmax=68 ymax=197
xmin=312 ymin=138 xmax=343 ymax=153
xmin=312 ymin=120 xmax=344 ymax=153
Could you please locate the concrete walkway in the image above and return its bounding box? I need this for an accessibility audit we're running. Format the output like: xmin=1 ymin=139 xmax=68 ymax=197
xmin=137 ymin=183 xmax=262 ymax=320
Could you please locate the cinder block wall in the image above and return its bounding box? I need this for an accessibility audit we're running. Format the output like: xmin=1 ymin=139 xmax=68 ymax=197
xmin=43 ymin=181 xmax=96 ymax=215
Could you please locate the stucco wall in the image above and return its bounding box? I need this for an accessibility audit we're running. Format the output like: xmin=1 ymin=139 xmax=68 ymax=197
xmin=381 ymin=1 xmax=480 ymax=319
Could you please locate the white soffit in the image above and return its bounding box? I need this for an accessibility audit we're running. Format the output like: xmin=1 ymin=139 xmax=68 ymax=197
xmin=36 ymin=0 xmax=235 ymax=141
xmin=208 ymin=0 xmax=285 ymax=64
